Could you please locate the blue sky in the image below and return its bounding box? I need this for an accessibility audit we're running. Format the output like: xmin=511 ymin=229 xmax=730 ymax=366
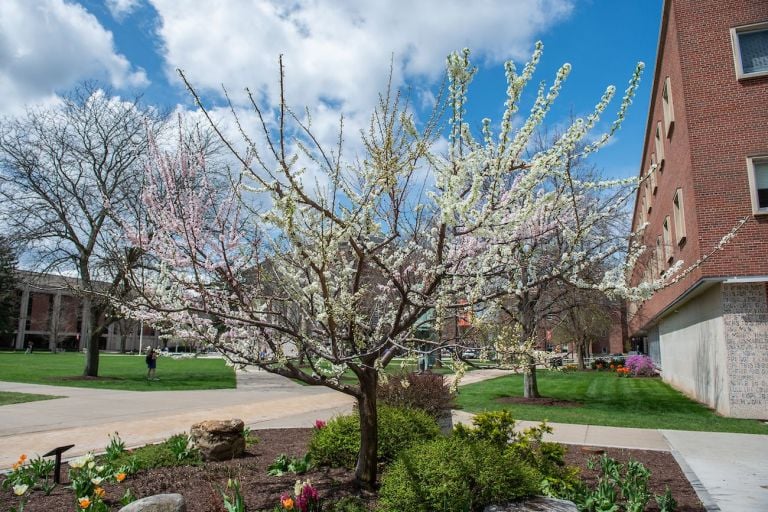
xmin=0 ymin=0 xmax=662 ymax=179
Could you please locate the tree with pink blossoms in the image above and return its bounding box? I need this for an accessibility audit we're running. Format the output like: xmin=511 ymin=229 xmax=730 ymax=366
xmin=124 ymin=46 xmax=652 ymax=486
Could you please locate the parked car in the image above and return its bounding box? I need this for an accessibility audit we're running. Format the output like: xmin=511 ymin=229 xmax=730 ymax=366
xmin=461 ymin=348 xmax=480 ymax=359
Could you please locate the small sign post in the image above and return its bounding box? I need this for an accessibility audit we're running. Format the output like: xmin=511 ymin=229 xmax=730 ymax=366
xmin=42 ymin=444 xmax=75 ymax=484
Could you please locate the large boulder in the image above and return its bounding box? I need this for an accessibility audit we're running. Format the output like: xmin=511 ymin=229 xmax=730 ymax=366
xmin=118 ymin=494 xmax=186 ymax=512
xmin=484 ymin=496 xmax=578 ymax=512
xmin=190 ymin=418 xmax=245 ymax=461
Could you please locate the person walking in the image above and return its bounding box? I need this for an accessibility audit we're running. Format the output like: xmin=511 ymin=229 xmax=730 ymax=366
xmin=146 ymin=347 xmax=158 ymax=380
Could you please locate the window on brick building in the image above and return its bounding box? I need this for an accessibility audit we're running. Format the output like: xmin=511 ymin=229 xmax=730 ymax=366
xmin=656 ymin=236 xmax=665 ymax=275
xmin=731 ymin=22 xmax=768 ymax=79
xmin=645 ymin=179 xmax=652 ymax=214
xmin=655 ymin=122 xmax=665 ymax=166
xmin=673 ymin=189 xmax=686 ymax=245
xmin=662 ymin=77 xmax=675 ymax=136
xmin=649 ymin=159 xmax=657 ymax=194
xmin=747 ymin=156 xmax=768 ymax=215
xmin=662 ymin=216 xmax=673 ymax=263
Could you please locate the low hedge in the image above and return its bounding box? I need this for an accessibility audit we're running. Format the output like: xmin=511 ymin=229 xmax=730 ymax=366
xmin=378 ymin=435 xmax=541 ymax=511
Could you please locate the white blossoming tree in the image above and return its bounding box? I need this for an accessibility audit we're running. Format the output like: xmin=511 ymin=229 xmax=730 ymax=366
xmin=124 ymin=46 xmax=648 ymax=486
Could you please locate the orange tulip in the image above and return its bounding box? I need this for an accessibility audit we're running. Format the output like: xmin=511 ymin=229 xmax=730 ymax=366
xmin=95 ymin=487 xmax=105 ymax=498
xmin=19 ymin=454 xmax=27 ymax=461
xmin=281 ymin=496 xmax=295 ymax=510
xmin=116 ymin=472 xmax=126 ymax=482
xmin=79 ymin=497 xmax=91 ymax=509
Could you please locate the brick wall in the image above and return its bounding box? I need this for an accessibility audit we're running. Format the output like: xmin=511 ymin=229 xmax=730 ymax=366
xmin=629 ymin=0 xmax=768 ymax=333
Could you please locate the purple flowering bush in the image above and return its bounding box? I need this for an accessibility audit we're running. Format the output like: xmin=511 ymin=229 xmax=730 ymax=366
xmin=624 ymin=355 xmax=656 ymax=376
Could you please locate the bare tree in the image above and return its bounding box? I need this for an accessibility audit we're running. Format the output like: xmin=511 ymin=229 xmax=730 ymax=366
xmin=0 ymin=83 xmax=164 ymax=376
xmin=552 ymin=285 xmax=615 ymax=369
xmin=0 ymin=236 xmax=18 ymax=342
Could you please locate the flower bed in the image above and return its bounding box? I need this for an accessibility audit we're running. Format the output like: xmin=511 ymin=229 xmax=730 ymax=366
xmin=0 ymin=427 xmax=704 ymax=511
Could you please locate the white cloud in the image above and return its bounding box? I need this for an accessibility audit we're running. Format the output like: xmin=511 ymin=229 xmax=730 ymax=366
xmin=106 ymin=0 xmax=143 ymax=21
xmin=151 ymin=0 xmax=573 ymax=122
xmin=151 ymin=0 xmax=573 ymax=177
xmin=0 ymin=0 xmax=148 ymax=114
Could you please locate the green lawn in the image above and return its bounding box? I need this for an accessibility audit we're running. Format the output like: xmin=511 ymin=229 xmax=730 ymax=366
xmin=0 ymin=391 xmax=61 ymax=406
xmin=296 ymin=358 xmax=468 ymax=386
xmin=0 ymin=352 xmax=236 ymax=392
xmin=456 ymin=371 xmax=768 ymax=434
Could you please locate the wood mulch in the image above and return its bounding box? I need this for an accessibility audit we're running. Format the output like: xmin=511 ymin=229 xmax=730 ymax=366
xmin=0 ymin=428 xmax=704 ymax=511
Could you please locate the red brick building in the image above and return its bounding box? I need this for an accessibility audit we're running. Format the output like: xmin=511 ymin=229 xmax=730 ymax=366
xmin=628 ymin=0 xmax=768 ymax=418
xmin=2 ymin=271 xmax=161 ymax=353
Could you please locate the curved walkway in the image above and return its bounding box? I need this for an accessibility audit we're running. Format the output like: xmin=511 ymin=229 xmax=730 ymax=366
xmin=1 ymin=368 xmax=766 ymax=511
xmin=0 ymin=369 xmax=353 ymax=469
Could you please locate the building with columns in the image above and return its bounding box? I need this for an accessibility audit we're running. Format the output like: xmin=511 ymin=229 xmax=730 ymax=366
xmin=2 ymin=271 xmax=160 ymax=353
xmin=628 ymin=0 xmax=768 ymax=419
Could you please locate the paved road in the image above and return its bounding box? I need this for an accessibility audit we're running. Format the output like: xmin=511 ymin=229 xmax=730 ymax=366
xmin=2 ymin=368 xmax=767 ymax=511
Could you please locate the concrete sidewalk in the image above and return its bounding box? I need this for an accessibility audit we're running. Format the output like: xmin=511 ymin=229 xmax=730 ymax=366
xmin=662 ymin=430 xmax=768 ymax=512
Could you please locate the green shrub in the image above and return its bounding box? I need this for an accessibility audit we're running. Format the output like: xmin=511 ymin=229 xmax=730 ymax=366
xmin=377 ymin=371 xmax=455 ymax=418
xmin=308 ymin=405 xmax=440 ymax=468
xmin=378 ymin=436 xmax=540 ymax=511
xmin=454 ymin=409 xmax=517 ymax=445
xmin=454 ymin=411 xmax=582 ymax=499
xmin=326 ymin=496 xmax=368 ymax=512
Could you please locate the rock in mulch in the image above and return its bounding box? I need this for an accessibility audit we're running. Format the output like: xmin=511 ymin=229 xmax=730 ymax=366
xmin=484 ymin=496 xmax=578 ymax=512
xmin=190 ymin=418 xmax=245 ymax=461
xmin=118 ymin=493 xmax=186 ymax=512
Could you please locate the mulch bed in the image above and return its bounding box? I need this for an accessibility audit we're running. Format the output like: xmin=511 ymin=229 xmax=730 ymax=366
xmin=495 ymin=396 xmax=583 ymax=407
xmin=0 ymin=428 xmax=704 ymax=511
xmin=564 ymin=445 xmax=704 ymax=512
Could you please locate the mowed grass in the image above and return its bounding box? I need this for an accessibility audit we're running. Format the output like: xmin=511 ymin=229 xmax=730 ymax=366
xmin=295 ymin=358 xmax=470 ymax=386
xmin=456 ymin=371 xmax=768 ymax=434
xmin=0 ymin=391 xmax=61 ymax=406
xmin=0 ymin=352 xmax=236 ymax=392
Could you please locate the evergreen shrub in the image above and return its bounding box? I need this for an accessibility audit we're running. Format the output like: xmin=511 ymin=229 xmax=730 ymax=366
xmin=378 ymin=435 xmax=540 ymax=511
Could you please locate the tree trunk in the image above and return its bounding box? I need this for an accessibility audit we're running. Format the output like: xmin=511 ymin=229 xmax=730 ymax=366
xmin=82 ymin=298 xmax=100 ymax=377
xmin=523 ymin=359 xmax=540 ymax=398
xmin=83 ymin=325 xmax=100 ymax=377
xmin=576 ymin=341 xmax=586 ymax=370
xmin=518 ymin=288 xmax=541 ymax=398
xmin=355 ymin=367 xmax=378 ymax=488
